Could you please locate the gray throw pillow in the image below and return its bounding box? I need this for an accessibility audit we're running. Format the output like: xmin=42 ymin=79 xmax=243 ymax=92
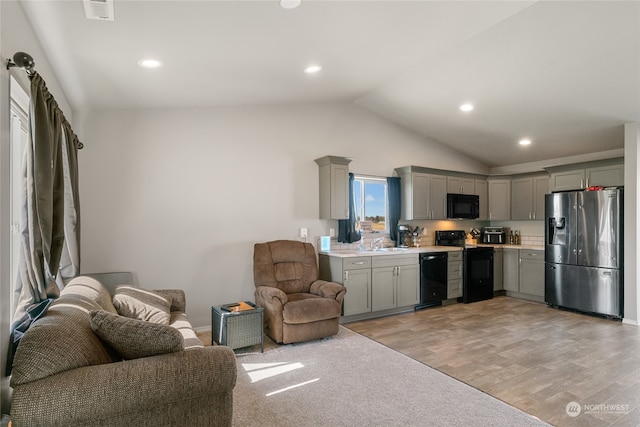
xmin=112 ymin=286 xmax=172 ymax=324
xmin=89 ymin=310 xmax=184 ymax=360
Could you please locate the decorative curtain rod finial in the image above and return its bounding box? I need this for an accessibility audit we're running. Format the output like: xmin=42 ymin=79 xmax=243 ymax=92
xmin=6 ymin=51 xmax=36 ymax=75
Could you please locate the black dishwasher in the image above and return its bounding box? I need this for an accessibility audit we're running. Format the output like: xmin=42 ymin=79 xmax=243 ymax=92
xmin=416 ymin=252 xmax=448 ymax=310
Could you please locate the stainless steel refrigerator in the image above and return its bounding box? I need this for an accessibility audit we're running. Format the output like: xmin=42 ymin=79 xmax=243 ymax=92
xmin=545 ymin=188 xmax=623 ymax=318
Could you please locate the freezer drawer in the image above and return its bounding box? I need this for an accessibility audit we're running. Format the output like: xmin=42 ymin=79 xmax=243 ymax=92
xmin=545 ymin=262 xmax=622 ymax=318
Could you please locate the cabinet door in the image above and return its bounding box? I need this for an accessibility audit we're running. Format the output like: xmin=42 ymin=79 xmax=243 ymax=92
xmin=446 ymin=177 xmax=474 ymax=194
xmin=447 ymin=176 xmax=462 ymax=194
xmin=488 ymin=180 xmax=511 ymax=220
xmin=586 ymin=164 xmax=624 ymax=188
xmin=343 ymin=268 xmax=372 ymax=316
xmin=429 ymin=174 xmax=447 ymax=219
xmin=549 ymin=169 xmax=585 ymax=192
xmin=412 ymin=173 xmax=430 ymax=220
xmin=371 ymin=267 xmax=396 ymax=311
xmin=330 ymin=163 xmax=350 ymax=219
xmin=493 ymin=248 xmax=504 ymax=291
xmin=533 ymin=176 xmax=549 ymax=220
xmin=396 ymin=264 xmax=419 ymax=307
xmin=475 ymin=179 xmax=489 ymax=220
xmin=503 ymin=249 xmax=519 ymax=292
xmin=460 ymin=178 xmax=475 ymax=194
xmin=511 ymin=177 xmax=533 ymax=220
xmin=519 ymin=253 xmax=545 ymax=297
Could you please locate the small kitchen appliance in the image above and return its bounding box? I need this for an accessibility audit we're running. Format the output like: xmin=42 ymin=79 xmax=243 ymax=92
xmin=396 ymin=224 xmax=410 ymax=248
xmin=481 ymin=227 xmax=506 ymax=244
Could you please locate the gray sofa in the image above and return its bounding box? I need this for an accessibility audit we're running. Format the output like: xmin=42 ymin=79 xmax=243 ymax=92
xmin=9 ymin=276 xmax=237 ymax=427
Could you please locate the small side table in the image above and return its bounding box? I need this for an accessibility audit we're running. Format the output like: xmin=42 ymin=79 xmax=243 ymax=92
xmin=211 ymin=302 xmax=264 ymax=352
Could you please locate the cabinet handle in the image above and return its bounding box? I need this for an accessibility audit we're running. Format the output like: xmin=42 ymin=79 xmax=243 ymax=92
xmin=353 ymin=262 xmax=365 ymax=265
xmin=580 ymin=179 xmax=584 ymax=188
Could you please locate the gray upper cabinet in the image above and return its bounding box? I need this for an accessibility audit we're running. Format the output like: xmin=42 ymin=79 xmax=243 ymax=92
xmin=511 ymin=175 xmax=549 ymax=220
xmin=315 ymin=156 xmax=351 ymax=220
xmin=488 ymin=179 xmax=511 ymax=220
xmin=475 ymin=179 xmax=489 ymax=220
xmin=397 ymin=170 xmax=447 ymax=220
xmin=548 ymin=160 xmax=623 ymax=192
xmin=447 ymin=176 xmax=475 ymax=194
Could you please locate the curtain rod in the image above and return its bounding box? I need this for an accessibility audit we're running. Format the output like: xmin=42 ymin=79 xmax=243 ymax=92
xmin=6 ymin=52 xmax=36 ymax=76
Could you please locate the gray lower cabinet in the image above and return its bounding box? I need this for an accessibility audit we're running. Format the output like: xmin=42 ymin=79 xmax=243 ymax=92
xmin=503 ymin=249 xmax=520 ymax=292
xmin=519 ymin=250 xmax=545 ymax=297
xmin=447 ymin=251 xmax=463 ymax=299
xmin=493 ymin=247 xmax=503 ymax=291
xmin=319 ymin=254 xmax=418 ymax=319
xmin=502 ymin=248 xmax=544 ymax=301
xmin=372 ymin=255 xmax=419 ymax=310
xmin=319 ymin=255 xmax=372 ymax=316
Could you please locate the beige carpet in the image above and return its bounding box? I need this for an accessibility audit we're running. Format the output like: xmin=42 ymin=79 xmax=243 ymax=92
xmin=218 ymin=327 xmax=550 ymax=427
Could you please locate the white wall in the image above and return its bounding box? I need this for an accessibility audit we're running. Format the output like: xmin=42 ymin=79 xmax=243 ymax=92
xmin=0 ymin=0 xmax=75 ymax=414
xmin=624 ymin=123 xmax=639 ymax=324
xmin=77 ymin=102 xmax=488 ymax=328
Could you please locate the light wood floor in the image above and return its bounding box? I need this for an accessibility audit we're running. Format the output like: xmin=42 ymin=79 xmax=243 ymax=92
xmin=345 ymin=296 xmax=640 ymax=427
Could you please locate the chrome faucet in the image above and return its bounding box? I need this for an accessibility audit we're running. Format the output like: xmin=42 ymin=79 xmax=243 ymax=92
xmin=371 ymin=237 xmax=384 ymax=250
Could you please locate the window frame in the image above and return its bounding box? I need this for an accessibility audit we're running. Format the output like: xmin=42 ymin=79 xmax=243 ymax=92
xmin=353 ymin=174 xmax=388 ymax=235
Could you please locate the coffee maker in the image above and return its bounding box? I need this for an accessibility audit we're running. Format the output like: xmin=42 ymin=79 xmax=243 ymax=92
xmin=396 ymin=224 xmax=410 ymax=248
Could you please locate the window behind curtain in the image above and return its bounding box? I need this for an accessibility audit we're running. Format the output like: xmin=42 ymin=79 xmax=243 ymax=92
xmin=353 ymin=175 xmax=388 ymax=234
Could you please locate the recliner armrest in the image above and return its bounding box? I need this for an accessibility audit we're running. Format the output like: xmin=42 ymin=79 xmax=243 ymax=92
xmin=310 ymin=280 xmax=346 ymax=303
xmin=255 ymin=286 xmax=288 ymax=307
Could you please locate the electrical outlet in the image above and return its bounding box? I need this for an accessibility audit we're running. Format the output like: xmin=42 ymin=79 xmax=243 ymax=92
xmin=329 ymin=228 xmax=335 ymax=237
xmin=300 ymin=228 xmax=308 ymax=238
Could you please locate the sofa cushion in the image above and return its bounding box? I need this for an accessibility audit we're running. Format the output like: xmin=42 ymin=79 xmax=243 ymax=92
xmin=112 ymin=286 xmax=172 ymax=324
xmin=89 ymin=310 xmax=184 ymax=360
xmin=283 ymin=294 xmax=341 ymax=324
xmin=10 ymin=299 xmax=115 ymax=386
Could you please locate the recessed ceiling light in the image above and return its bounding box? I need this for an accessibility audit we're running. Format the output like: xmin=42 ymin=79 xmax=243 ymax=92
xmin=280 ymin=0 xmax=301 ymax=9
xmin=137 ymin=58 xmax=163 ymax=69
xmin=459 ymin=103 xmax=474 ymax=112
xmin=519 ymin=138 xmax=532 ymax=146
xmin=304 ymin=65 xmax=322 ymax=74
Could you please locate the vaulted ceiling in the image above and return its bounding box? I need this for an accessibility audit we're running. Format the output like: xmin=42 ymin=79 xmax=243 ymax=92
xmin=17 ymin=0 xmax=640 ymax=167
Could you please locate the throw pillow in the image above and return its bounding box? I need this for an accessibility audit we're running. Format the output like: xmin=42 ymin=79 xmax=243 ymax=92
xmin=112 ymin=286 xmax=172 ymax=324
xmin=89 ymin=310 xmax=184 ymax=360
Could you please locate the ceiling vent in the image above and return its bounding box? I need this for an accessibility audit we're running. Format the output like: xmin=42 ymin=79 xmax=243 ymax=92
xmin=83 ymin=0 xmax=114 ymax=21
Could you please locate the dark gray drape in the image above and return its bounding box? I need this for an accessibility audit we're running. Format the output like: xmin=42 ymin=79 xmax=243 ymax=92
xmin=10 ymin=73 xmax=82 ymax=359
xmin=338 ymin=173 xmax=361 ymax=243
xmin=387 ymin=177 xmax=401 ymax=243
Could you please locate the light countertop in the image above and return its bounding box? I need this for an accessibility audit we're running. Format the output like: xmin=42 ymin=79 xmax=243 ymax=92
xmin=319 ymin=244 xmax=544 ymax=258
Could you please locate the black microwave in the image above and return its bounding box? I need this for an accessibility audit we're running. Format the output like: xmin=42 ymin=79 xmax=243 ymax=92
xmin=447 ymin=193 xmax=479 ymax=219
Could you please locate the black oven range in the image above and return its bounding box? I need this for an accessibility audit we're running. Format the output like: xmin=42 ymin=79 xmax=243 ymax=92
xmin=435 ymin=230 xmax=494 ymax=304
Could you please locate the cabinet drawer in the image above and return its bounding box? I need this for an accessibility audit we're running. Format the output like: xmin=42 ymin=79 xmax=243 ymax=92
xmin=519 ymin=250 xmax=543 ymax=261
xmin=343 ymin=257 xmax=371 ymax=270
xmin=447 ymin=251 xmax=463 ymax=261
xmin=448 ymin=261 xmax=462 ymax=280
xmin=371 ymin=254 xmax=417 ymax=268
xmin=447 ymin=279 xmax=462 ymax=298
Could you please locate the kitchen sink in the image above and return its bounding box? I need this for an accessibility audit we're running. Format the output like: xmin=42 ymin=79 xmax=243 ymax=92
xmin=373 ymin=247 xmax=409 ymax=252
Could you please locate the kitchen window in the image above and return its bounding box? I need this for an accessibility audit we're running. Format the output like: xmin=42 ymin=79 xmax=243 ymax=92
xmin=353 ymin=175 xmax=387 ymax=234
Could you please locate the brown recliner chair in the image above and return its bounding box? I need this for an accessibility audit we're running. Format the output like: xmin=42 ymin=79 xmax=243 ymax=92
xmin=253 ymin=240 xmax=346 ymax=344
